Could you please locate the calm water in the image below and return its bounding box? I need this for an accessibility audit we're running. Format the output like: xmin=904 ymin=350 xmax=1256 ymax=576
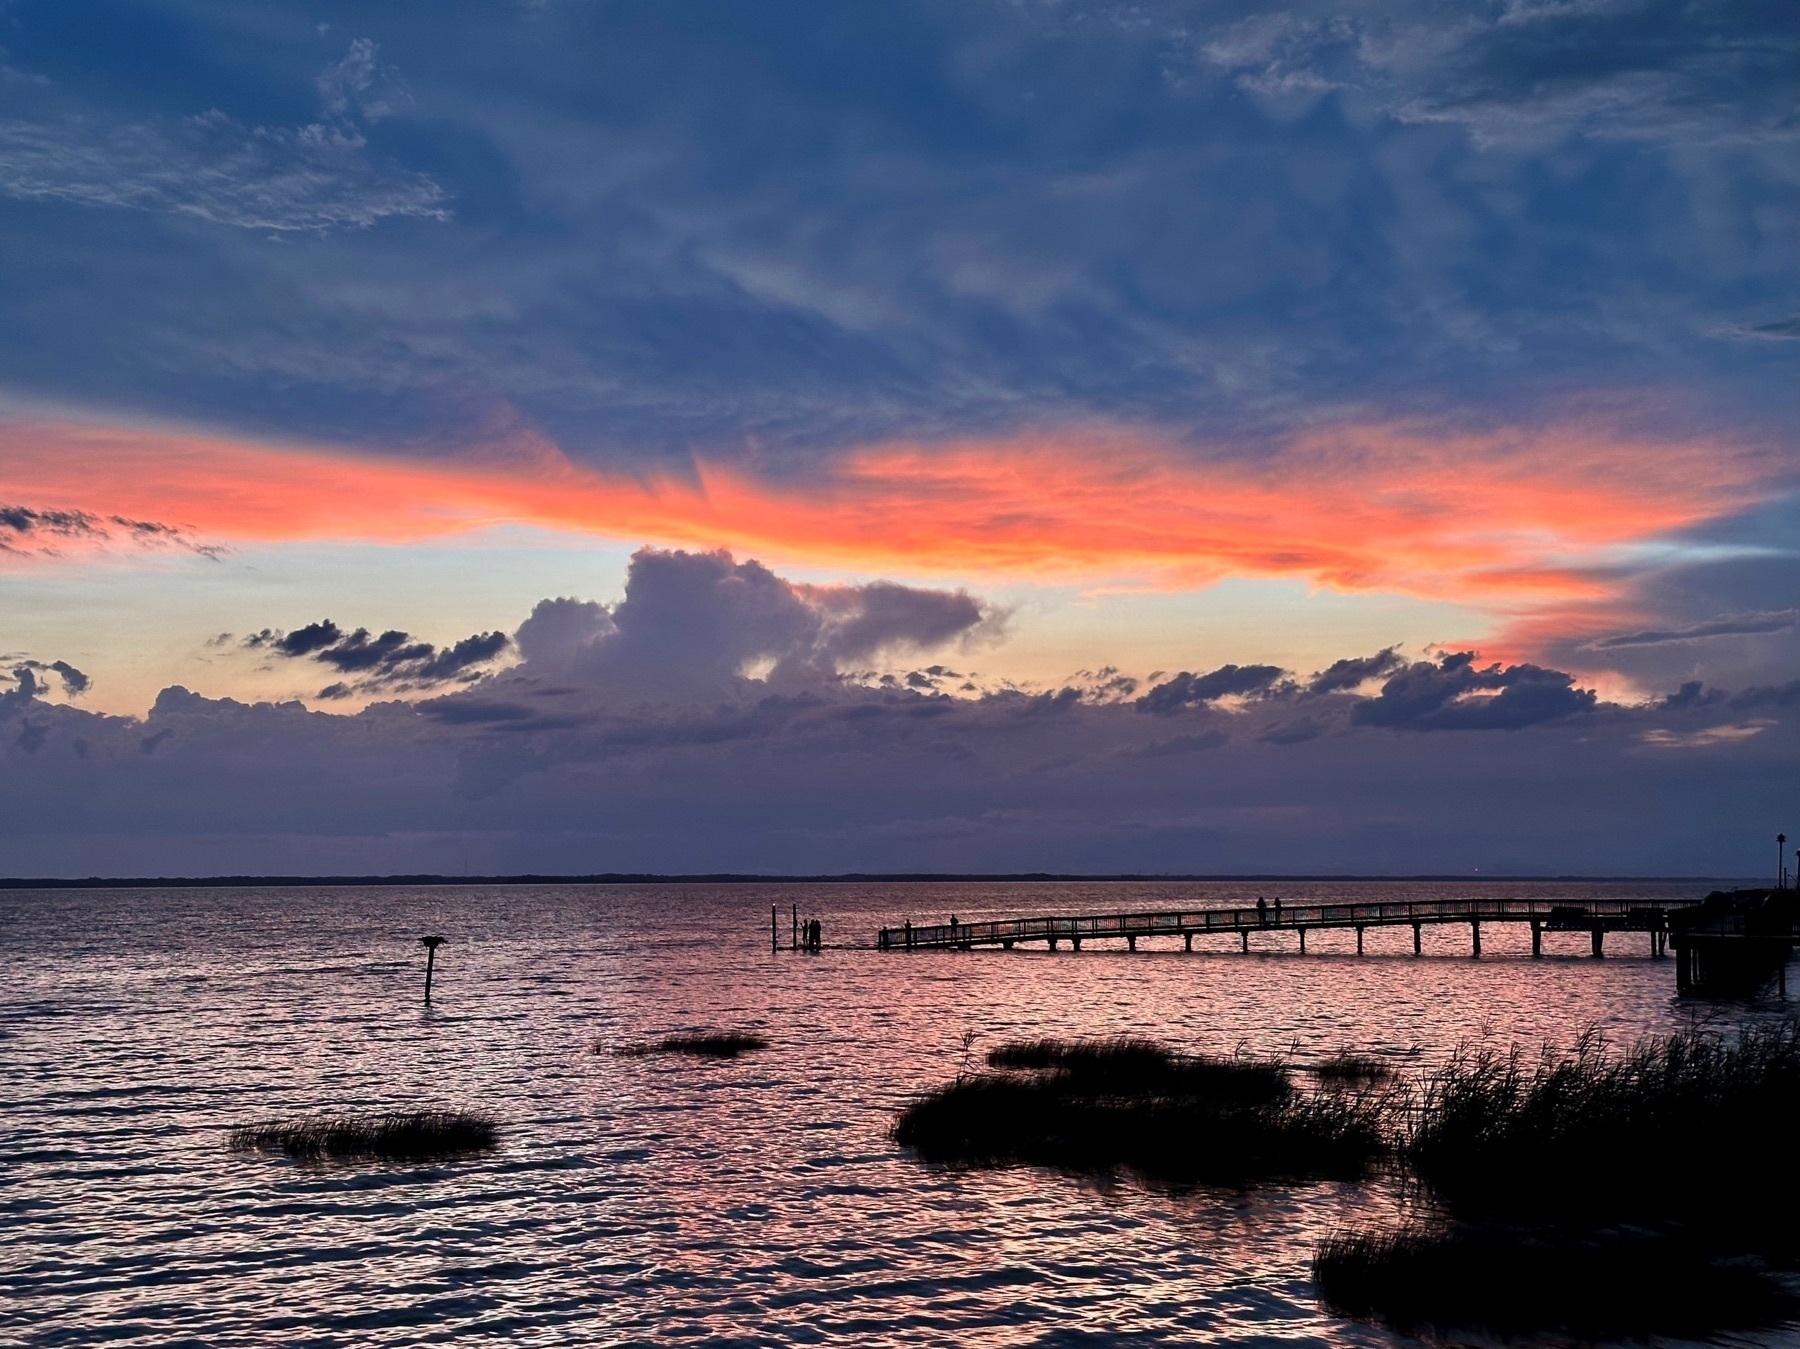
xmin=2 ymin=880 xmax=1792 ymax=1348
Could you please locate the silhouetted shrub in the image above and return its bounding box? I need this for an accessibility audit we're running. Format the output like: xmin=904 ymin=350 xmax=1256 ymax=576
xmin=616 ymin=1032 xmax=770 ymax=1059
xmin=230 ymin=1109 xmax=498 ymax=1161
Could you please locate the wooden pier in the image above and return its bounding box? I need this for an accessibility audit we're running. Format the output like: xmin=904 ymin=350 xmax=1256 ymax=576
xmin=876 ymin=896 xmax=1697 ymax=958
xmin=1668 ymin=890 xmax=1798 ymax=994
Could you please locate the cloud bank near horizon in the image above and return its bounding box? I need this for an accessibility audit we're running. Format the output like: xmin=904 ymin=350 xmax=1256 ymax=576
xmin=3 ymin=548 xmax=1789 ymax=878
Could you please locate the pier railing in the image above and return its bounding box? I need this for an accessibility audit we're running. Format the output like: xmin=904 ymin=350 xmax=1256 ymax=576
xmin=877 ymin=896 xmax=1693 ymax=952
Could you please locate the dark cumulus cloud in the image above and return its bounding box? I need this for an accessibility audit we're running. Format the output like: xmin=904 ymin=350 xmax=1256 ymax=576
xmin=0 ymin=505 xmax=221 ymax=557
xmin=1137 ymin=664 xmax=1289 ymax=715
xmin=244 ymin=622 xmax=509 ymax=698
xmin=1352 ymin=652 xmax=1597 ymax=732
xmin=2 ymin=659 xmax=90 ymax=703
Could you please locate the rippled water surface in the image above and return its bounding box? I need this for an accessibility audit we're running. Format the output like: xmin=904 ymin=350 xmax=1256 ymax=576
xmin=3 ymin=880 xmax=1791 ymax=1347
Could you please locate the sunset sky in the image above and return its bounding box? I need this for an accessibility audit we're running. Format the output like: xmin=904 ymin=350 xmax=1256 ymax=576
xmin=1 ymin=0 xmax=1793 ymax=876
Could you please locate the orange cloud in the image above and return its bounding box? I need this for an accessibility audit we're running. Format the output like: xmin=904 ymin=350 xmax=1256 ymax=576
xmin=0 ymin=415 xmax=1782 ymax=613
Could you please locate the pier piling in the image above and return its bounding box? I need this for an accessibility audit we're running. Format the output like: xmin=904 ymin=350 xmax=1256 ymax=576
xmin=1471 ymin=921 xmax=1481 ymax=958
xmin=1412 ymin=923 xmax=1422 ymax=956
xmin=419 ymin=935 xmax=444 ymax=1004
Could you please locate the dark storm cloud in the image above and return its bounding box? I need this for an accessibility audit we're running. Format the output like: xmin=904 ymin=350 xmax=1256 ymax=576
xmin=244 ymin=620 xmax=509 ymax=696
xmin=1352 ymin=652 xmax=1597 ymax=731
xmin=1730 ymin=680 xmax=1800 ymax=711
xmin=1306 ymin=648 xmax=1404 ymax=695
xmin=2 ymin=659 xmax=91 ymax=702
xmin=1661 ymin=681 xmax=1721 ymax=711
xmin=1137 ymin=665 xmax=1289 ymax=715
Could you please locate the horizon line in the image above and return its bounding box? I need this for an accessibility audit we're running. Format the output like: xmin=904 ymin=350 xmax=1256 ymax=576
xmin=0 ymin=872 xmax=1760 ymax=891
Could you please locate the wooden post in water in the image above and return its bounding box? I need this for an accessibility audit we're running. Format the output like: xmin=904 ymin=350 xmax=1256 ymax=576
xmin=1471 ymin=921 xmax=1481 ymax=958
xmin=1355 ymin=925 xmax=1364 ymax=955
xmin=1127 ymin=935 xmax=1137 ymax=952
xmin=772 ymin=906 xmax=778 ymax=952
xmin=1184 ymin=932 xmax=1193 ymax=952
xmin=1531 ymin=920 xmax=1542 ymax=958
xmin=420 ymin=935 xmax=444 ymax=1004
xmin=1591 ymin=926 xmax=1605 ymax=958
xmin=1241 ymin=930 xmax=1249 ymax=953
xmin=1412 ymin=922 xmax=1422 ymax=956
xmin=1298 ymin=927 xmax=1307 ymax=955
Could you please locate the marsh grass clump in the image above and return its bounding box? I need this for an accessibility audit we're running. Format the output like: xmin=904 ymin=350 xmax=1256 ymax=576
xmin=1406 ymin=1020 xmax=1800 ymax=1229
xmin=616 ymin=1032 xmax=770 ymax=1059
xmin=1314 ymin=1051 xmax=1392 ymax=1085
xmin=898 ymin=1036 xmax=1388 ymax=1184
xmin=230 ymin=1109 xmax=498 ymax=1161
xmin=1315 ymin=1221 xmax=1796 ymax=1340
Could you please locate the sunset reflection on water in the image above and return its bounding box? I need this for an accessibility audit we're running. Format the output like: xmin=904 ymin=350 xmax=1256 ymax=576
xmin=1 ymin=880 xmax=1782 ymax=1346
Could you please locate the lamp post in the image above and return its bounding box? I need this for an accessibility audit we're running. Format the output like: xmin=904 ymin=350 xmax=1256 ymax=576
xmin=420 ymin=935 xmax=445 ymax=1003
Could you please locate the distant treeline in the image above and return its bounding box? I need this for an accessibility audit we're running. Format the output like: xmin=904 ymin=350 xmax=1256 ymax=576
xmin=0 ymin=871 xmax=1749 ymax=889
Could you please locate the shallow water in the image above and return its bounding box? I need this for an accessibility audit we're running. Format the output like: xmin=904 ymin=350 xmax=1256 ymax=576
xmin=2 ymin=879 xmax=1792 ymax=1347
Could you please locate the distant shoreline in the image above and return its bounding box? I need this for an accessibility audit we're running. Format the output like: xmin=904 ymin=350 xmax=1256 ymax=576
xmin=0 ymin=872 xmax=1756 ymax=890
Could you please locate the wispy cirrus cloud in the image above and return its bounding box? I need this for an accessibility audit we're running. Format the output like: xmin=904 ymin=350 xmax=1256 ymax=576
xmin=0 ymin=40 xmax=446 ymax=231
xmin=1589 ymin=610 xmax=1798 ymax=650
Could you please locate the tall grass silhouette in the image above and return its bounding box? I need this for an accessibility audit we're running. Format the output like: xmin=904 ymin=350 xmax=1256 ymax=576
xmin=1315 ymin=1020 xmax=1800 ymax=1338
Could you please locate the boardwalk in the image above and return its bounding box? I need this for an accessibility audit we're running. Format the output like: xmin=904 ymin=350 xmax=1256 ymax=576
xmin=877 ymin=896 xmax=1697 ymax=958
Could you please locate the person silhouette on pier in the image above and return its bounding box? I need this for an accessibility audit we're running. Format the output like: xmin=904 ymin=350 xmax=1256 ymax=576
xmin=1273 ymin=896 xmax=1282 ymax=922
xmin=1256 ymin=896 xmax=1268 ymax=926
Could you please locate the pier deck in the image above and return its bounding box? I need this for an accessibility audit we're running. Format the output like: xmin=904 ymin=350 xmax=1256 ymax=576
xmin=877 ymin=896 xmax=1697 ymax=958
